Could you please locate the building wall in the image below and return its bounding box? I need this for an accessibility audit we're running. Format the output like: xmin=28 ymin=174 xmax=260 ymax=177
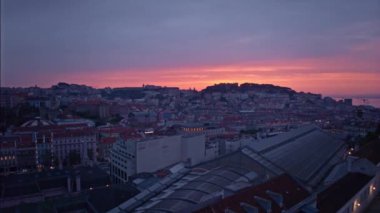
xmin=182 ymin=127 xmax=225 ymax=138
xmin=337 ymin=173 xmax=380 ymax=213
xmin=204 ymin=128 xmax=225 ymax=137
xmin=224 ymin=138 xmax=253 ymax=154
xmin=98 ymin=143 xmax=113 ymax=161
xmin=204 ymin=143 xmax=219 ymax=161
xmin=124 ymin=140 xmax=137 ymax=177
xmin=53 ymin=135 xmax=97 ymax=166
xmin=16 ymin=147 xmax=36 ymax=171
xmin=0 ymin=148 xmax=17 ymax=174
xmin=110 ymin=139 xmax=136 ymax=183
xmin=110 ymin=142 xmax=125 ymax=183
xmin=136 ymin=135 xmax=182 ymax=174
xmin=111 ymin=134 xmax=209 ymax=182
xmin=181 ymin=135 xmax=205 ymax=166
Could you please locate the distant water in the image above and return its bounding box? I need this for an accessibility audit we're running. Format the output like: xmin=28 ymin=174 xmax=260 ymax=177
xmin=334 ymin=97 xmax=380 ymax=108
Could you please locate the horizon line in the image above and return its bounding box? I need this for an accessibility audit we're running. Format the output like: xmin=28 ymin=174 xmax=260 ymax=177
xmin=2 ymin=81 xmax=380 ymax=99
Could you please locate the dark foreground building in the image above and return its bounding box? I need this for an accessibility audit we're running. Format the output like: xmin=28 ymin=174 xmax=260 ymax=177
xmin=0 ymin=166 xmax=139 ymax=213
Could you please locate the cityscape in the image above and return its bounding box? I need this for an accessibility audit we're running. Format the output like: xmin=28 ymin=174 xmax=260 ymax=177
xmin=1 ymin=82 xmax=380 ymax=212
xmin=1 ymin=1 xmax=380 ymax=213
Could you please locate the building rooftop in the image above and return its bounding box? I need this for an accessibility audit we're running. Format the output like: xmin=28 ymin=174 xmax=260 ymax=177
xmin=132 ymin=151 xmax=277 ymax=213
xmin=0 ymin=166 xmax=110 ymax=199
xmin=100 ymin=137 xmax=117 ymax=145
xmin=21 ymin=117 xmax=54 ymax=128
xmin=87 ymin=184 xmax=140 ymax=212
xmin=246 ymin=125 xmax=345 ymax=187
xmin=135 ymin=167 xmax=248 ymax=212
xmin=197 ymin=174 xmax=310 ymax=213
xmin=52 ymin=128 xmax=97 ymax=138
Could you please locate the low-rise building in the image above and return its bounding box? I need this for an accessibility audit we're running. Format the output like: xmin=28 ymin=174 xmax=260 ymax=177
xmin=52 ymin=128 xmax=97 ymax=168
xmin=1 ymin=124 xmax=98 ymax=173
xmin=0 ymin=166 xmax=116 ymax=210
xmin=317 ymin=172 xmax=378 ymax=213
xmin=110 ymin=134 xmax=206 ymax=183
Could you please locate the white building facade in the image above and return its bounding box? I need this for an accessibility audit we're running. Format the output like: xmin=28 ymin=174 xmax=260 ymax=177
xmin=52 ymin=129 xmax=97 ymax=168
xmin=110 ymin=134 xmax=206 ymax=183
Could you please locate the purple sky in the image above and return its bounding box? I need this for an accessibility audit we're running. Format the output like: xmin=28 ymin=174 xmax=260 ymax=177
xmin=1 ymin=0 xmax=380 ymax=96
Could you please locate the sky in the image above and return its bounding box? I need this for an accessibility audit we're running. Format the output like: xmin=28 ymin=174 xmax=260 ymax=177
xmin=1 ymin=0 xmax=380 ymax=97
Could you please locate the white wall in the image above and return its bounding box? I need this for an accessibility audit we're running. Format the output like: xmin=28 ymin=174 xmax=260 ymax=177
xmin=181 ymin=135 xmax=205 ymax=166
xmin=204 ymin=144 xmax=219 ymax=161
xmin=136 ymin=135 xmax=182 ymax=173
xmin=224 ymin=138 xmax=253 ymax=154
